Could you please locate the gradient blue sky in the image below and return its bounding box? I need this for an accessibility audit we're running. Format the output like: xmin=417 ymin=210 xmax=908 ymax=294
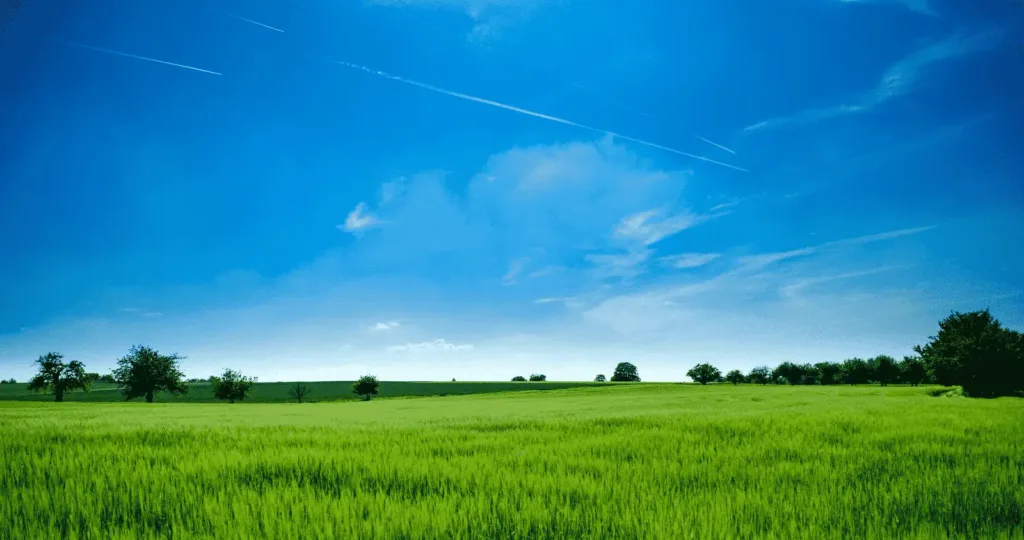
xmin=1 ymin=0 xmax=1022 ymax=381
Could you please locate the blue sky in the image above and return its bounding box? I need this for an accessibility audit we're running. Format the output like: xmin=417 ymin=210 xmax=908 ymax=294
xmin=1 ymin=0 xmax=1022 ymax=382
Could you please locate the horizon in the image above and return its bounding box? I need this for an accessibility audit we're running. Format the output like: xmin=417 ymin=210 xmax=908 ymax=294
xmin=2 ymin=0 xmax=1023 ymax=382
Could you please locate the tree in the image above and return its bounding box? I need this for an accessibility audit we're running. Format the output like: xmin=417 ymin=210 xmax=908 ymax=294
xmin=772 ymin=362 xmax=803 ymax=386
xmin=914 ymin=309 xmax=1024 ymax=397
xmin=112 ymin=345 xmax=188 ymax=403
xmin=840 ymin=358 xmax=872 ymax=385
xmin=0 ymin=378 xmax=16 ymax=384
xmin=815 ymin=362 xmax=843 ymax=385
xmin=27 ymin=353 xmax=89 ymax=402
xmin=871 ymin=355 xmax=899 ymax=386
xmin=352 ymin=375 xmax=380 ymax=400
xmin=799 ymin=363 xmax=820 ymax=385
xmin=528 ymin=374 xmax=547 ymax=381
xmin=687 ymin=363 xmax=721 ymax=385
xmin=594 ymin=374 xmax=607 ymax=382
xmin=725 ymin=370 xmax=745 ymax=384
xmin=511 ymin=375 xmax=527 ymax=382
xmin=900 ymin=356 xmax=927 ymax=387
xmin=748 ymin=366 xmax=771 ymax=385
xmin=211 ymin=369 xmax=257 ymax=403
xmin=610 ymin=362 xmax=641 ymax=382
xmin=288 ymin=382 xmax=311 ymax=403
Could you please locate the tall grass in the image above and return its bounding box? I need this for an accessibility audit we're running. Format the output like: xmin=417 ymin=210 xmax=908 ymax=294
xmin=2 ymin=385 xmax=1022 ymax=539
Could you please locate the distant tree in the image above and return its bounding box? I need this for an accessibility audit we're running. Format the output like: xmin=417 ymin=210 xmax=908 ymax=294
xmin=798 ymin=363 xmax=820 ymax=385
xmin=900 ymin=356 xmax=927 ymax=387
xmin=611 ymin=362 xmax=641 ymax=382
xmin=210 ymin=369 xmax=257 ymax=404
xmin=0 ymin=378 xmax=16 ymax=384
xmin=871 ymin=355 xmax=899 ymax=386
xmin=451 ymin=378 xmax=456 ymax=382
xmin=914 ymin=309 xmax=1024 ymax=397
xmin=529 ymin=374 xmax=547 ymax=382
xmin=112 ymin=345 xmax=188 ymax=403
xmin=511 ymin=376 xmax=527 ymax=382
xmin=27 ymin=352 xmax=90 ymax=402
xmin=772 ymin=362 xmax=804 ymax=386
xmin=288 ymin=382 xmax=311 ymax=403
xmin=594 ymin=374 xmax=607 ymax=382
xmin=725 ymin=370 xmax=746 ymax=384
xmin=352 ymin=375 xmax=380 ymax=401
xmin=84 ymin=372 xmax=100 ymax=383
xmin=748 ymin=366 xmax=772 ymax=385
xmin=815 ymin=362 xmax=843 ymax=385
xmin=687 ymin=363 xmax=721 ymax=385
xmin=841 ymin=358 xmax=873 ymax=385
xmin=93 ymin=374 xmax=116 ymax=384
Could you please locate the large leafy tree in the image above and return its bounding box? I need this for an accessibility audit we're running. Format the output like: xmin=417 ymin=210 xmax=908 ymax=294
xmin=747 ymin=366 xmax=772 ymax=385
xmin=724 ymin=370 xmax=746 ymax=384
xmin=686 ymin=363 xmax=721 ymax=385
xmin=840 ymin=358 xmax=872 ymax=385
xmin=211 ymin=369 xmax=257 ymax=404
xmin=900 ymin=356 xmax=927 ymax=387
xmin=27 ymin=352 xmax=90 ymax=402
xmin=871 ymin=355 xmax=899 ymax=386
xmin=772 ymin=362 xmax=803 ymax=385
xmin=815 ymin=362 xmax=843 ymax=385
xmin=914 ymin=310 xmax=1024 ymax=397
xmin=610 ymin=362 xmax=641 ymax=382
xmin=112 ymin=345 xmax=188 ymax=403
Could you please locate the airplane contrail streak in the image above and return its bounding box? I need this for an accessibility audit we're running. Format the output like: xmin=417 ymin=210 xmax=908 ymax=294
xmin=333 ymin=61 xmax=747 ymax=172
xmin=217 ymin=9 xmax=284 ymax=32
xmin=695 ymin=135 xmax=737 ymax=155
xmin=67 ymin=42 xmax=222 ymax=76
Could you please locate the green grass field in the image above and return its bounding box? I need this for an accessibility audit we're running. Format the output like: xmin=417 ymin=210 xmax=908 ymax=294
xmin=0 ymin=380 xmax=606 ymax=402
xmin=2 ymin=384 xmax=1023 ymax=539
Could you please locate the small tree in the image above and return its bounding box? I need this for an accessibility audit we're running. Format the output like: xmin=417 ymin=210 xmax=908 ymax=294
xmin=112 ymin=345 xmax=188 ymax=403
xmin=725 ymin=370 xmax=745 ymax=384
xmin=687 ymin=363 xmax=721 ymax=385
xmin=27 ymin=352 xmax=90 ymax=402
xmin=914 ymin=309 xmax=1023 ymax=397
xmin=511 ymin=375 xmax=527 ymax=382
xmin=594 ymin=374 xmax=607 ymax=382
xmin=872 ymin=355 xmax=899 ymax=386
xmin=211 ymin=369 xmax=257 ymax=403
xmin=840 ymin=358 xmax=872 ymax=385
xmin=529 ymin=374 xmax=547 ymax=382
xmin=900 ymin=356 xmax=927 ymax=387
xmin=772 ymin=362 xmax=804 ymax=385
xmin=288 ymin=382 xmax=311 ymax=403
xmin=353 ymin=375 xmax=380 ymax=400
xmin=748 ymin=366 xmax=771 ymax=385
xmin=815 ymin=362 xmax=843 ymax=385
xmin=610 ymin=362 xmax=641 ymax=382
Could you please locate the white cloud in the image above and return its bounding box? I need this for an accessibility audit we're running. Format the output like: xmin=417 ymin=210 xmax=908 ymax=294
xmin=338 ymin=202 xmax=380 ymax=234
xmin=743 ymin=32 xmax=999 ymax=132
xmin=613 ymin=209 xmax=706 ymax=247
xmin=371 ymin=321 xmax=401 ymax=330
xmin=386 ymin=339 xmax=474 ymax=352
xmin=837 ymin=0 xmax=936 ymax=17
xmin=660 ymin=252 xmax=722 ymax=269
xmin=503 ymin=257 xmax=529 ymax=286
xmin=738 ymin=226 xmax=935 ymax=271
xmin=585 ymin=250 xmax=651 ymax=281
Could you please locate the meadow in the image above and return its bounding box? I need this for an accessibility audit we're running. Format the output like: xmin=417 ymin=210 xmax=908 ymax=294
xmin=0 ymin=379 xmax=605 ymax=403
xmin=2 ymin=384 xmax=1023 ymax=539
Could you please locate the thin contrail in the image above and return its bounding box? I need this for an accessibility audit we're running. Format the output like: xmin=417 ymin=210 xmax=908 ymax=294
xmin=67 ymin=42 xmax=222 ymax=76
xmin=333 ymin=61 xmax=747 ymax=172
xmin=695 ymin=135 xmax=737 ymax=155
xmin=216 ymin=9 xmax=284 ymax=33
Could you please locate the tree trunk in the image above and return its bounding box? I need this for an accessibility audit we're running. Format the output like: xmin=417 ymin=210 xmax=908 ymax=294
xmin=55 ymin=387 xmax=64 ymax=402
xmin=146 ymin=390 xmax=154 ymax=403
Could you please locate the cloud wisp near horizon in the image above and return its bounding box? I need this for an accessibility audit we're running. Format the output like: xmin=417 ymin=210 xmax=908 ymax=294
xmin=0 ymin=0 xmax=1021 ymax=382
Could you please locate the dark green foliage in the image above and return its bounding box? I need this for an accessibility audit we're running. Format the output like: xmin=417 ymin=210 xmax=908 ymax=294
xmin=872 ymin=355 xmax=899 ymax=386
xmin=799 ymin=364 xmax=820 ymax=385
xmin=841 ymin=358 xmax=872 ymax=385
xmin=528 ymin=374 xmax=547 ymax=382
xmin=112 ymin=345 xmax=188 ymax=403
xmin=772 ymin=362 xmax=804 ymax=385
xmin=211 ymin=369 xmax=257 ymax=404
xmin=288 ymin=383 xmax=311 ymax=403
xmin=511 ymin=376 xmax=527 ymax=382
xmin=748 ymin=366 xmax=771 ymax=385
xmin=725 ymin=370 xmax=745 ymax=384
xmin=0 ymin=378 xmax=16 ymax=384
xmin=914 ymin=309 xmax=1024 ymax=397
xmin=686 ymin=363 xmax=721 ymax=385
xmin=815 ymin=362 xmax=842 ymax=385
xmin=26 ymin=352 xmax=89 ymax=402
xmin=353 ymin=375 xmax=380 ymax=400
xmin=594 ymin=374 xmax=606 ymax=382
xmin=900 ymin=356 xmax=927 ymax=386
xmin=610 ymin=362 xmax=641 ymax=382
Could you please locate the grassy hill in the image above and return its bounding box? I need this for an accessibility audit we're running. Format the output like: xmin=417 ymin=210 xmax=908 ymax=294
xmin=0 ymin=380 xmax=609 ymax=403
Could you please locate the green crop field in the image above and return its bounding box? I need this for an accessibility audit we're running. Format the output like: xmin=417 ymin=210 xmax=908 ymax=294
xmin=0 ymin=380 xmax=605 ymax=403
xmin=2 ymin=384 xmax=1023 ymax=539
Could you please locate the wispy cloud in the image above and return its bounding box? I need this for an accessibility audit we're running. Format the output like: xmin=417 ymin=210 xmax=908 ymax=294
xmin=836 ymin=0 xmax=936 ymax=17
xmin=503 ymin=257 xmax=529 ymax=286
xmin=694 ymin=136 xmax=737 ymax=155
xmin=371 ymin=321 xmax=401 ymax=330
xmin=332 ymin=61 xmax=747 ymax=172
xmin=742 ymin=32 xmax=998 ymax=132
xmin=215 ymin=9 xmax=284 ymax=32
xmin=338 ymin=202 xmax=380 ymax=234
xmin=779 ymin=267 xmax=900 ymax=299
xmin=613 ymin=209 xmax=709 ymax=247
xmin=118 ymin=307 xmax=163 ymax=318
xmin=585 ymin=250 xmax=651 ymax=280
xmin=738 ymin=226 xmax=935 ymax=270
xmin=386 ymin=339 xmax=474 ymax=352
xmin=66 ymin=42 xmax=222 ymax=76
xmin=660 ymin=252 xmax=722 ymax=269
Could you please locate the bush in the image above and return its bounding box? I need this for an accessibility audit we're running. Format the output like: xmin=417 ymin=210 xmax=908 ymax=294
xmin=529 ymin=374 xmax=547 ymax=382
xmin=211 ymin=369 xmax=257 ymax=403
xmin=511 ymin=376 xmax=527 ymax=382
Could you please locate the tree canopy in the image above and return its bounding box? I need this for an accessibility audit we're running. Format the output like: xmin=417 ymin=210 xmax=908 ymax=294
xmin=511 ymin=376 xmax=527 ymax=382
xmin=211 ymin=369 xmax=257 ymax=403
xmin=725 ymin=370 xmax=745 ymax=384
xmin=112 ymin=345 xmax=188 ymax=403
xmin=594 ymin=374 xmax=606 ymax=382
xmin=687 ymin=363 xmax=721 ymax=385
xmin=748 ymin=366 xmax=771 ymax=385
xmin=27 ymin=352 xmax=89 ymax=402
xmin=610 ymin=362 xmax=640 ymax=382
xmin=529 ymin=374 xmax=547 ymax=381
xmin=353 ymin=375 xmax=380 ymax=400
